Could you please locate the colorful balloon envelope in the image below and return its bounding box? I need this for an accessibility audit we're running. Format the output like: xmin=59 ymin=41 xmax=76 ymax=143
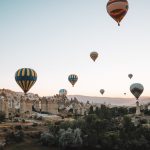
xmin=68 ymin=74 xmax=78 ymax=87
xmin=130 ymin=83 xmax=144 ymax=100
xmin=15 ymin=68 xmax=37 ymax=94
xmin=59 ymin=89 xmax=67 ymax=96
xmin=128 ymin=74 xmax=133 ymax=79
xmin=90 ymin=51 xmax=98 ymax=62
xmin=100 ymin=89 xmax=105 ymax=95
xmin=106 ymin=0 xmax=129 ymax=26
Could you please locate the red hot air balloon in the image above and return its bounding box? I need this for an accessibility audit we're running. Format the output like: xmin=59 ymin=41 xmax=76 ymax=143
xmin=106 ymin=0 xmax=129 ymax=26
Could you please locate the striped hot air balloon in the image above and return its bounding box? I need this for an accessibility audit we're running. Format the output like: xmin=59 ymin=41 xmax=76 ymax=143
xmin=68 ymin=74 xmax=78 ymax=87
xmin=15 ymin=68 xmax=37 ymax=94
xmin=130 ymin=83 xmax=144 ymax=100
xmin=106 ymin=0 xmax=129 ymax=26
xmin=59 ymin=89 xmax=67 ymax=96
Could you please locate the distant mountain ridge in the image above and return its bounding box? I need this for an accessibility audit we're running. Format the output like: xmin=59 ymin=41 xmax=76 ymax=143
xmin=67 ymin=95 xmax=150 ymax=106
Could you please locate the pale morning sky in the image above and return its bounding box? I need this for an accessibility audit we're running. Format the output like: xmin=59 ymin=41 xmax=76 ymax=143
xmin=0 ymin=0 xmax=150 ymax=97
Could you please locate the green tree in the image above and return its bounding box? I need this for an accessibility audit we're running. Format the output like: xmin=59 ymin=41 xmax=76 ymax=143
xmin=59 ymin=128 xmax=75 ymax=148
xmin=40 ymin=132 xmax=55 ymax=146
xmin=89 ymin=106 xmax=94 ymax=114
xmin=73 ymin=128 xmax=82 ymax=147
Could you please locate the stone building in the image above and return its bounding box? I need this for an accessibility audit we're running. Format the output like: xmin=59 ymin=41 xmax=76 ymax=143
xmin=0 ymin=89 xmax=95 ymax=119
xmin=33 ymin=99 xmax=41 ymax=112
xmin=20 ymin=97 xmax=33 ymax=117
xmin=41 ymin=97 xmax=58 ymax=114
xmin=0 ymin=95 xmax=9 ymax=118
xmin=0 ymin=90 xmax=34 ymax=118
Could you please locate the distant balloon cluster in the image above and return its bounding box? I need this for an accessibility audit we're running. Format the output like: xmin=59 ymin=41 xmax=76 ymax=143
xmin=14 ymin=64 xmax=142 ymax=100
xmin=14 ymin=0 xmax=145 ymax=102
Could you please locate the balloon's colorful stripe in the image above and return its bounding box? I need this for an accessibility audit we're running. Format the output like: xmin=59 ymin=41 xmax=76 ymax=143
xmin=59 ymin=89 xmax=67 ymax=95
xmin=130 ymin=83 xmax=144 ymax=100
xmin=107 ymin=0 xmax=128 ymax=25
xmin=107 ymin=0 xmax=127 ymax=6
xmin=15 ymin=68 xmax=37 ymax=93
xmin=68 ymin=74 xmax=78 ymax=86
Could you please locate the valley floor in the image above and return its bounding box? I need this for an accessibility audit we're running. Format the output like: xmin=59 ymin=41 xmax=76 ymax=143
xmin=5 ymin=139 xmax=57 ymax=150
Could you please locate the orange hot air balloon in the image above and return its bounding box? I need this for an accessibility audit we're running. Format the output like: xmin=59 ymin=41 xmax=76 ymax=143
xmin=90 ymin=51 xmax=98 ymax=62
xmin=106 ymin=0 xmax=129 ymax=26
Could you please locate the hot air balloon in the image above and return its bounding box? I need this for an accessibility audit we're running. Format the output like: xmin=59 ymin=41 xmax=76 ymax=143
xmin=124 ymin=93 xmax=126 ymax=95
xmin=130 ymin=83 xmax=144 ymax=100
xmin=128 ymin=74 xmax=133 ymax=79
xmin=15 ymin=68 xmax=37 ymax=94
xmin=68 ymin=74 xmax=78 ymax=87
xmin=90 ymin=51 xmax=98 ymax=62
xmin=59 ymin=89 xmax=67 ymax=96
xmin=106 ymin=0 xmax=129 ymax=26
xmin=100 ymin=89 xmax=105 ymax=95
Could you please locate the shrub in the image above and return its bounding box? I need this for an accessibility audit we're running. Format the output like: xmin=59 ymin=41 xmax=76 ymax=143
xmin=13 ymin=118 xmax=19 ymax=122
xmin=32 ymin=123 xmax=38 ymax=127
xmin=37 ymin=116 xmax=43 ymax=120
xmin=3 ymin=128 xmax=8 ymax=132
xmin=139 ymin=119 xmax=148 ymax=124
xmin=22 ymin=119 xmax=26 ymax=123
xmin=59 ymin=128 xmax=74 ymax=148
xmin=14 ymin=131 xmax=24 ymax=142
xmin=58 ymin=128 xmax=83 ymax=148
xmin=6 ymin=130 xmax=24 ymax=143
xmin=40 ymin=132 xmax=55 ymax=146
xmin=15 ymin=125 xmax=22 ymax=130
xmin=73 ymin=128 xmax=83 ymax=146
xmin=24 ymin=126 xmax=29 ymax=130
xmin=6 ymin=131 xmax=14 ymax=144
